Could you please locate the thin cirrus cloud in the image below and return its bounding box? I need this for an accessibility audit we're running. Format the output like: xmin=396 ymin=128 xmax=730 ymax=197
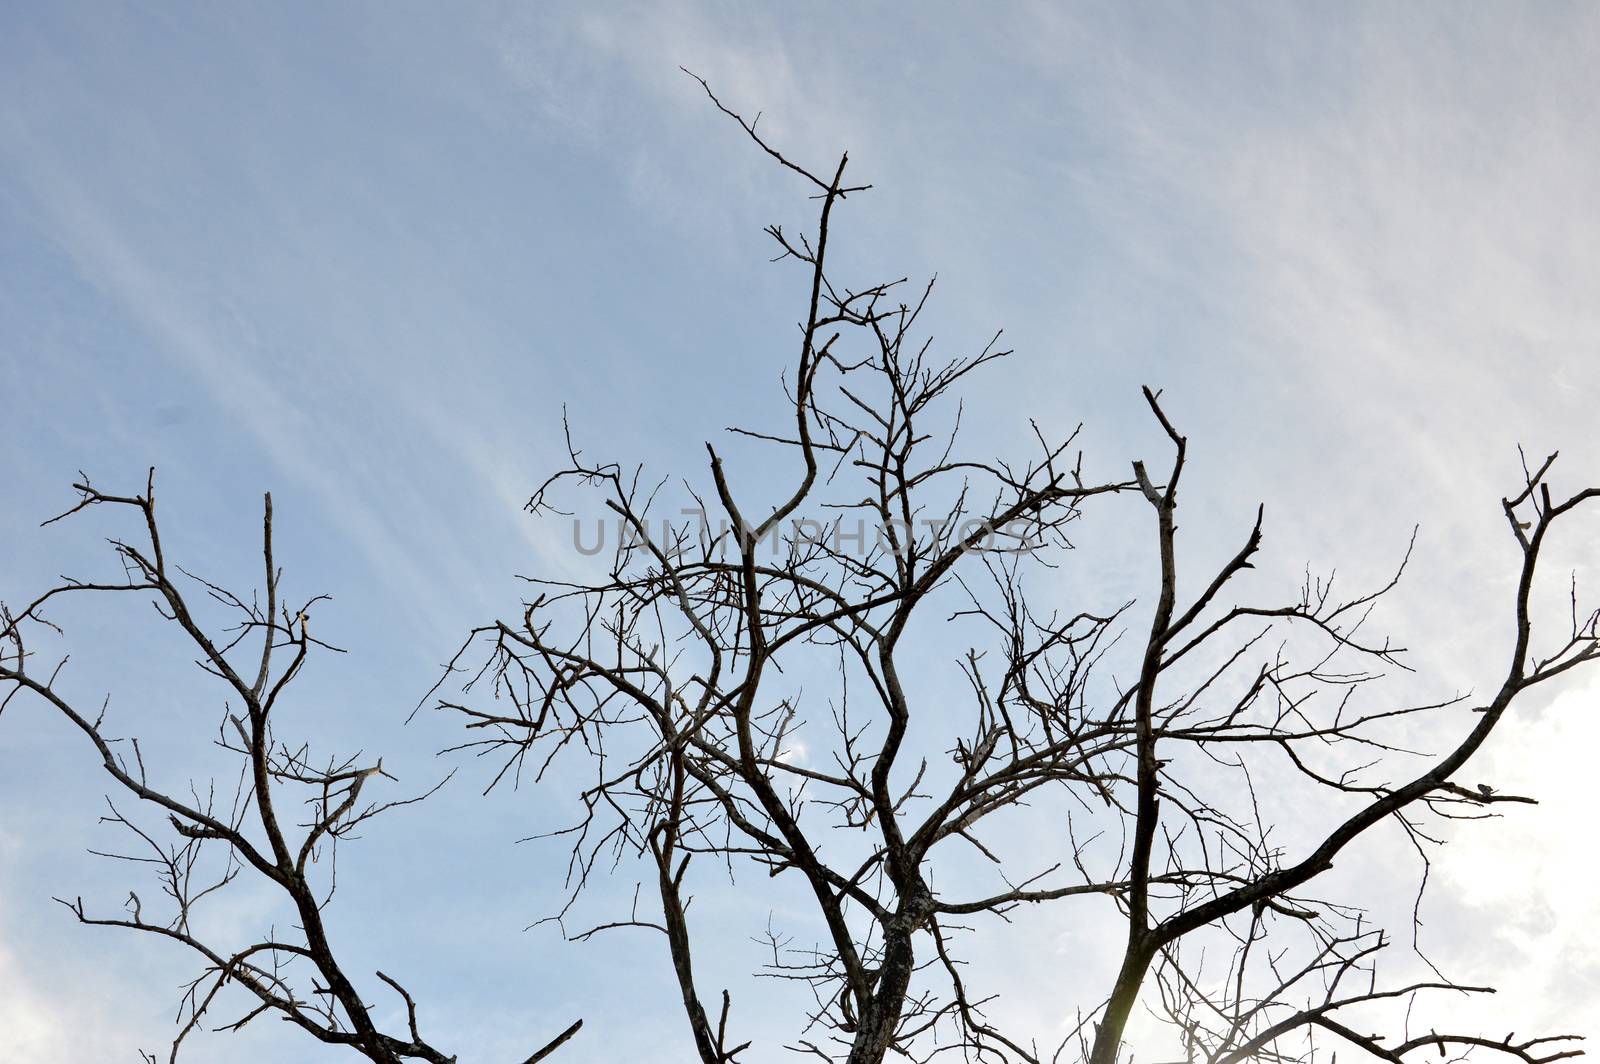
xmin=1 ymin=4 xmax=1597 ymax=1061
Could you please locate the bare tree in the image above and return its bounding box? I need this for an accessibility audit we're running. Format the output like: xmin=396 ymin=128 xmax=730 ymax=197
xmin=7 ymin=76 xmax=1593 ymax=1064
xmin=433 ymin=78 xmax=1599 ymax=1064
xmin=0 ymin=476 xmax=582 ymax=1064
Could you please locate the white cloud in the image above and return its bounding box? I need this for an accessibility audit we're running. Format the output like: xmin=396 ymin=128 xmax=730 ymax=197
xmin=0 ymin=941 xmax=77 ymax=1063
xmin=6 ymin=3 xmax=1600 ymax=1059
xmin=1428 ymin=675 xmax=1600 ymax=1034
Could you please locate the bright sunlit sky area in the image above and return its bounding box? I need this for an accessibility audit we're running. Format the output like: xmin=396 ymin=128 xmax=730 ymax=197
xmin=3 ymin=3 xmax=1599 ymax=1062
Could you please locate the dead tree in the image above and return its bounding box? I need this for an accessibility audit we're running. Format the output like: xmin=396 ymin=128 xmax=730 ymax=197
xmin=434 ymin=78 xmax=1598 ymax=1064
xmin=0 ymin=475 xmax=581 ymax=1064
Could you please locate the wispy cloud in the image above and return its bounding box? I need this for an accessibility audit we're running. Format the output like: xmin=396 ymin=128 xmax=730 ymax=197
xmin=4 ymin=3 xmax=1598 ymax=1059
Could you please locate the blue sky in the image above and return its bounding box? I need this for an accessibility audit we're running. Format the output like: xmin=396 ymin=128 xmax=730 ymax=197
xmin=3 ymin=3 xmax=1599 ymax=1061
